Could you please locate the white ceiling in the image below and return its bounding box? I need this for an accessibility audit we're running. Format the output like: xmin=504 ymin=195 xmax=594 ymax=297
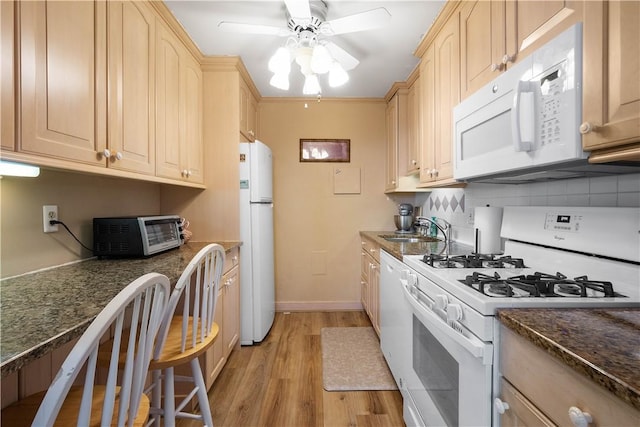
xmin=164 ymin=0 xmax=446 ymax=98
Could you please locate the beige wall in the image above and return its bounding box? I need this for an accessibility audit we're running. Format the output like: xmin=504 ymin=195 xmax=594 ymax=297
xmin=259 ymin=98 xmax=400 ymax=311
xmin=0 ymin=169 xmax=160 ymax=278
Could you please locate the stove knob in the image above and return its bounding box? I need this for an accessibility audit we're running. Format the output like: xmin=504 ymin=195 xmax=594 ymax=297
xmin=434 ymin=294 xmax=448 ymax=311
xmin=568 ymin=407 xmax=593 ymax=427
xmin=447 ymin=303 xmax=463 ymax=322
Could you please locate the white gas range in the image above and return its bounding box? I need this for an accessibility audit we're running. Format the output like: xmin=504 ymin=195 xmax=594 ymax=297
xmin=392 ymin=206 xmax=640 ymax=427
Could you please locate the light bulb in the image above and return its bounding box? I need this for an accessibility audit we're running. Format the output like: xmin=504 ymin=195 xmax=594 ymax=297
xmin=268 ymin=47 xmax=291 ymax=74
xmin=329 ymin=62 xmax=349 ymax=87
xmin=295 ymin=47 xmax=313 ymax=76
xmin=303 ymin=74 xmax=321 ymax=95
xmin=310 ymin=45 xmax=332 ymax=74
xmin=270 ymin=72 xmax=290 ymax=90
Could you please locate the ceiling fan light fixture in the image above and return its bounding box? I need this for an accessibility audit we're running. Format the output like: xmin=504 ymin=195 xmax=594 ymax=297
xmin=295 ymin=46 xmax=314 ymax=75
xmin=303 ymin=74 xmax=321 ymax=95
xmin=328 ymin=61 xmax=349 ymax=87
xmin=268 ymin=47 xmax=291 ymax=74
xmin=270 ymin=72 xmax=290 ymax=90
xmin=310 ymin=44 xmax=332 ymax=74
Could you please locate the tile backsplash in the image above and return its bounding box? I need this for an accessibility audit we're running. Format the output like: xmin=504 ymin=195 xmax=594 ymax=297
xmin=415 ymin=173 xmax=640 ymax=247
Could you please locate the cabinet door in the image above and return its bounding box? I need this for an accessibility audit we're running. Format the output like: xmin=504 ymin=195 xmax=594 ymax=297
xmin=1 ymin=0 xmax=15 ymax=152
xmin=155 ymin=23 xmax=183 ymax=180
xmin=498 ymin=379 xmax=555 ymax=427
xmin=19 ymin=0 xmax=107 ymax=165
xmin=582 ymin=0 xmax=640 ymax=153
xmin=385 ymin=96 xmax=398 ymax=191
xmin=205 ymin=288 xmax=225 ymax=390
xmin=222 ymin=265 xmax=240 ymax=356
xmin=419 ymin=45 xmax=436 ymax=184
xmin=460 ymin=0 xmax=506 ymax=99
xmin=433 ymin=14 xmax=459 ymax=182
xmin=505 ymin=0 xmax=583 ymax=67
xmin=370 ymin=260 xmax=380 ymax=336
xmin=182 ymin=52 xmax=204 ymax=183
xmin=406 ymin=78 xmax=421 ymax=175
xmin=239 ymin=80 xmax=256 ymax=141
xmin=107 ymin=0 xmax=155 ymax=174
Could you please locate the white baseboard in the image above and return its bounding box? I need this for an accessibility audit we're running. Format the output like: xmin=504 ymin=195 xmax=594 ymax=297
xmin=275 ymin=301 xmax=363 ymax=312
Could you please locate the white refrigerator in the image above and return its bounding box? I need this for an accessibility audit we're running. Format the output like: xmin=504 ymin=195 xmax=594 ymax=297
xmin=239 ymin=140 xmax=275 ymax=345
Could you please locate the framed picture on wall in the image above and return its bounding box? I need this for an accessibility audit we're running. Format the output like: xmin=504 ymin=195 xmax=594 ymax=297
xmin=299 ymin=139 xmax=350 ymax=162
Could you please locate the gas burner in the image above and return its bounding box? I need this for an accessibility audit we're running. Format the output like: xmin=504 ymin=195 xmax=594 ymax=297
xmin=421 ymin=254 xmax=526 ymax=269
xmin=458 ymin=271 xmax=624 ymax=298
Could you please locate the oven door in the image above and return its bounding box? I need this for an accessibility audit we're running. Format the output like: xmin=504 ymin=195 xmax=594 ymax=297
xmin=402 ymin=281 xmax=493 ymax=427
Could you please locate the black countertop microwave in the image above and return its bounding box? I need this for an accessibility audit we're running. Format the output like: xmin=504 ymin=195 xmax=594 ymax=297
xmin=93 ymin=215 xmax=183 ymax=258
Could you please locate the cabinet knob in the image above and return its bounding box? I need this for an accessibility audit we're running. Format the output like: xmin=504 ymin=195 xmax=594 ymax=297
xmin=411 ymin=159 xmax=418 ymax=165
xmin=568 ymin=407 xmax=593 ymax=427
xmin=491 ymin=63 xmax=504 ymax=72
xmin=494 ymin=398 xmax=510 ymax=414
xmin=182 ymin=169 xmax=189 ymax=177
xmin=432 ymin=169 xmax=439 ymax=177
xmin=114 ymin=151 xmax=123 ymax=161
xmin=249 ymin=130 xmax=255 ymax=137
xmin=579 ymin=122 xmax=599 ymax=134
xmin=391 ymin=180 xmax=396 ymax=185
xmin=102 ymin=148 xmax=111 ymax=158
xmin=502 ymin=54 xmax=515 ymax=64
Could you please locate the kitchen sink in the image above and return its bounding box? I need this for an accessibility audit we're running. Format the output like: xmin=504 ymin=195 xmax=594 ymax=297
xmin=380 ymin=235 xmax=440 ymax=243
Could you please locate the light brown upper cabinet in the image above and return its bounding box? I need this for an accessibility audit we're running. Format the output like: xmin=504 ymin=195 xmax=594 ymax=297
xmin=107 ymin=0 xmax=156 ymax=175
xmin=582 ymin=0 xmax=640 ymax=162
xmin=460 ymin=0 xmax=583 ymax=100
xmin=18 ymin=0 xmax=108 ymax=166
xmin=1 ymin=1 xmax=15 ymax=152
xmin=385 ymin=90 xmax=406 ymax=192
xmin=240 ymin=79 xmax=258 ymax=142
xmin=419 ymin=11 xmax=460 ymax=187
xmin=406 ymin=75 xmax=421 ymax=176
xmin=156 ymin=21 xmax=204 ymax=183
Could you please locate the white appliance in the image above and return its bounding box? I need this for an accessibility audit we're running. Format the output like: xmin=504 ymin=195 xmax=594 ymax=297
xmin=239 ymin=140 xmax=275 ymax=345
xmin=385 ymin=206 xmax=639 ymax=426
xmin=454 ymin=23 xmax=584 ymax=182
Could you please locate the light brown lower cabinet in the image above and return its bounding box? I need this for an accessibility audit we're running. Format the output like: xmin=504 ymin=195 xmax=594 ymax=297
xmin=499 ymin=324 xmax=640 ymax=427
xmin=360 ymin=236 xmax=380 ymax=335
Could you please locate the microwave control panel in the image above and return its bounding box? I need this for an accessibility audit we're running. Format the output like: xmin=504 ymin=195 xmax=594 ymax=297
xmin=538 ymin=64 xmax=566 ymax=146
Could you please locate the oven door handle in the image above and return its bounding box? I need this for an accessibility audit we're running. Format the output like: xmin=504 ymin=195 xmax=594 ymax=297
xmin=402 ymin=282 xmax=493 ymax=365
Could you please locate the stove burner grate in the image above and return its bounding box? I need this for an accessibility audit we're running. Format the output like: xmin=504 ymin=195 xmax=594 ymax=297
xmin=459 ymin=272 xmax=622 ymax=298
xmin=422 ymin=254 xmax=526 ymax=269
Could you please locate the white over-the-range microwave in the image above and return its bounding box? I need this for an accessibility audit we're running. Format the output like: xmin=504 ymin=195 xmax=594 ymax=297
xmin=453 ymin=23 xmax=638 ymax=183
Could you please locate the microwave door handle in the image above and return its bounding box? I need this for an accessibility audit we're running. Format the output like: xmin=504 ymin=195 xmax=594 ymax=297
xmin=511 ymin=80 xmax=537 ymax=152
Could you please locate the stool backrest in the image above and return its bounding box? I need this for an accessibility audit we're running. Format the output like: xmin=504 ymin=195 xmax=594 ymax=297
xmin=32 ymin=272 xmax=170 ymax=427
xmin=154 ymin=244 xmax=225 ymax=357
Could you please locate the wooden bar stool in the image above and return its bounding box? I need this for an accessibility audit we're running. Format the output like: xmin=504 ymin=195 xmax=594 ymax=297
xmin=1 ymin=273 xmax=170 ymax=427
xmin=148 ymin=244 xmax=225 ymax=427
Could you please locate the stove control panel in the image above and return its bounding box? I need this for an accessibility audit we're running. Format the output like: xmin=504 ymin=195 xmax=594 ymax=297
xmin=544 ymin=212 xmax=583 ymax=233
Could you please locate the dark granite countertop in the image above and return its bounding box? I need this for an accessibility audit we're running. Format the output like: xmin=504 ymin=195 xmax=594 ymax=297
xmin=360 ymin=230 xmax=473 ymax=260
xmin=498 ymin=308 xmax=640 ymax=412
xmin=0 ymin=241 xmax=241 ymax=377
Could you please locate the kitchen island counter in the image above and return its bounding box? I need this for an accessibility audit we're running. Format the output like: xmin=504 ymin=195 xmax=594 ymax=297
xmin=0 ymin=241 xmax=241 ymax=377
xmin=360 ymin=230 xmax=472 ymax=260
xmin=497 ymin=308 xmax=640 ymax=412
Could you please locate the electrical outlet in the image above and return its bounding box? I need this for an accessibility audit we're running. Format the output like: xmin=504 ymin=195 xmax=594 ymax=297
xmin=43 ymin=205 xmax=59 ymax=233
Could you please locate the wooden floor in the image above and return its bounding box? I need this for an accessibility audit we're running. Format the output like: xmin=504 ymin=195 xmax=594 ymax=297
xmin=178 ymin=311 xmax=405 ymax=427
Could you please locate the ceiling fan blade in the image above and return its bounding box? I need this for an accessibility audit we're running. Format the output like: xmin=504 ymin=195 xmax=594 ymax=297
xmin=218 ymin=21 xmax=291 ymax=36
xmin=323 ymin=8 xmax=391 ymax=35
xmin=284 ymin=0 xmax=311 ymax=20
xmin=324 ymin=41 xmax=359 ymax=71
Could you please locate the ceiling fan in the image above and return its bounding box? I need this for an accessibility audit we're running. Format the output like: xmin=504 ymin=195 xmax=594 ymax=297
xmin=218 ymin=0 xmax=392 ymax=94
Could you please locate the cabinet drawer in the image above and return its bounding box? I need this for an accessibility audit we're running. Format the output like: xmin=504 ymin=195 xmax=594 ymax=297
xmin=224 ymin=247 xmax=239 ymax=274
xmin=361 ymin=237 xmax=380 ymax=263
xmin=500 ymin=325 xmax=640 ymax=427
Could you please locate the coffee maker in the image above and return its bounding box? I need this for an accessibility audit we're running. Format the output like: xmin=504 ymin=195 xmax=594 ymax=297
xmin=394 ymin=203 xmax=414 ymax=234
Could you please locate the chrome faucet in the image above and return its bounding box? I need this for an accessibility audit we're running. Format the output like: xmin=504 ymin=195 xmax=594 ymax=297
xmin=415 ymin=216 xmax=452 ymax=254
